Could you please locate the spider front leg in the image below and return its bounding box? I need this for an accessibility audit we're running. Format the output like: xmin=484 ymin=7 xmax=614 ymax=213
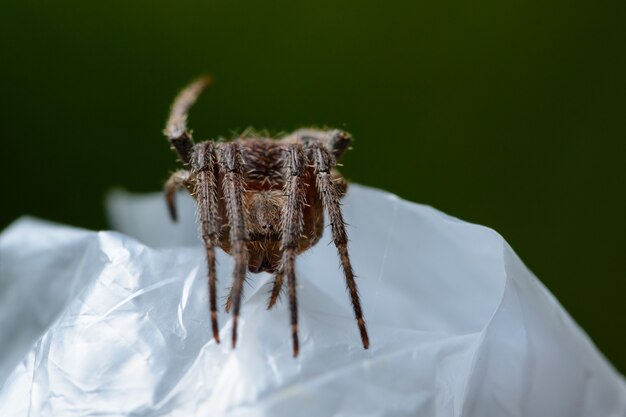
xmin=219 ymin=143 xmax=249 ymax=349
xmin=164 ymin=75 xmax=212 ymax=164
xmin=310 ymin=144 xmax=370 ymax=350
xmin=164 ymin=170 xmax=191 ymax=222
xmin=277 ymin=144 xmax=307 ymax=357
xmin=191 ymin=142 xmax=221 ymax=343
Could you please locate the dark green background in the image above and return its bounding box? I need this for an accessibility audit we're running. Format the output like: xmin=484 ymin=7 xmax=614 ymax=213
xmin=1 ymin=1 xmax=624 ymax=372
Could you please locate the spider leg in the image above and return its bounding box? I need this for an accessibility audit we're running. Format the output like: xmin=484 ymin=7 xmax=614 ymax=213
xmin=224 ymin=290 xmax=233 ymax=314
xmin=191 ymin=142 xmax=221 ymax=343
xmin=278 ymin=143 xmax=307 ymax=357
xmin=164 ymin=75 xmax=212 ymax=164
xmin=219 ymin=142 xmax=249 ymax=349
xmin=164 ymin=170 xmax=191 ymax=222
xmin=310 ymin=144 xmax=370 ymax=350
xmin=266 ymin=270 xmax=284 ymax=310
xmin=223 ymin=275 xmax=249 ymax=314
xmin=286 ymin=128 xmax=352 ymax=159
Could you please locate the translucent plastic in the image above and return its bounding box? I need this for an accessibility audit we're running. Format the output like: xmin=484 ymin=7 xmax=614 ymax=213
xmin=0 ymin=185 xmax=624 ymax=416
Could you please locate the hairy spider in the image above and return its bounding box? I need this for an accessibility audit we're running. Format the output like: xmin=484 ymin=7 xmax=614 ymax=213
xmin=163 ymin=76 xmax=369 ymax=357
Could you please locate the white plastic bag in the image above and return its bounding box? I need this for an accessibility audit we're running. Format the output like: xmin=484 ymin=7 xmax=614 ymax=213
xmin=0 ymin=184 xmax=624 ymax=416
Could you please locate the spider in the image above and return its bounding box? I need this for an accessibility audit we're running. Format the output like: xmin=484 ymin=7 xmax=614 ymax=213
xmin=163 ymin=76 xmax=369 ymax=357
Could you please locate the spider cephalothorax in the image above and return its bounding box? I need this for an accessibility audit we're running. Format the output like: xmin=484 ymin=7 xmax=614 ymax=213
xmin=163 ymin=76 xmax=369 ymax=357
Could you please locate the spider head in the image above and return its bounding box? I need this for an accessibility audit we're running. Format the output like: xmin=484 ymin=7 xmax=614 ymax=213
xmin=245 ymin=190 xmax=285 ymax=273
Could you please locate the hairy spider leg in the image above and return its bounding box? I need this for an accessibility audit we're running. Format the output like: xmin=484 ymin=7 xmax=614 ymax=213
xmin=286 ymin=128 xmax=352 ymax=159
xmin=277 ymin=144 xmax=307 ymax=357
xmin=266 ymin=269 xmax=285 ymax=310
xmin=268 ymin=134 xmax=369 ymax=352
xmin=164 ymin=76 xmax=223 ymax=344
xmin=310 ymin=143 xmax=370 ymax=350
xmin=219 ymin=143 xmax=249 ymax=348
xmin=192 ymin=142 xmax=221 ymax=344
xmin=266 ymin=143 xmax=308 ymax=311
xmin=266 ymin=129 xmax=350 ymax=311
xmin=164 ymin=75 xmax=212 ymax=164
xmin=164 ymin=170 xmax=191 ymax=222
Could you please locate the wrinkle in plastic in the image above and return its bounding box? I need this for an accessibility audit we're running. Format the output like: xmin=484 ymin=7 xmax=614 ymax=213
xmin=0 ymin=185 xmax=624 ymax=416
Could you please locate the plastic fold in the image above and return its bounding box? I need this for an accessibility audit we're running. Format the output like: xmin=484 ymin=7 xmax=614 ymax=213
xmin=0 ymin=184 xmax=624 ymax=416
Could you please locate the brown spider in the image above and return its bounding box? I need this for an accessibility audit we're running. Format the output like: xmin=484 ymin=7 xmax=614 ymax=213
xmin=163 ymin=76 xmax=369 ymax=357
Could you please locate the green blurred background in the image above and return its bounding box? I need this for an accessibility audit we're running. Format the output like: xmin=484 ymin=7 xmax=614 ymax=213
xmin=1 ymin=1 xmax=624 ymax=372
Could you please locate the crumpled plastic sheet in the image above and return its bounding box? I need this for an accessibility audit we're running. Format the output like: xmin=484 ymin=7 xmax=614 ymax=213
xmin=0 ymin=184 xmax=625 ymax=417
